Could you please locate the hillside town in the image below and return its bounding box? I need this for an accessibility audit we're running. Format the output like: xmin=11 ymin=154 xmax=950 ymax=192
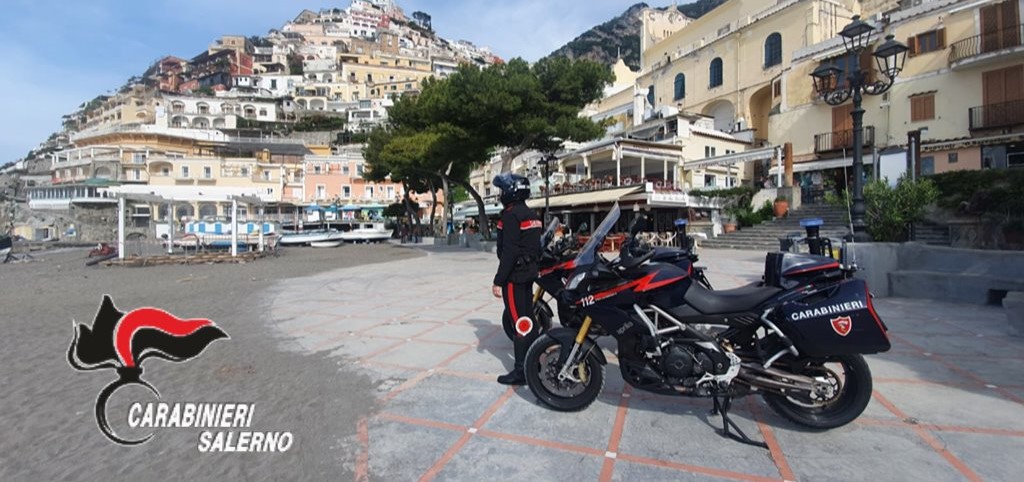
xmin=0 ymin=0 xmax=498 ymax=242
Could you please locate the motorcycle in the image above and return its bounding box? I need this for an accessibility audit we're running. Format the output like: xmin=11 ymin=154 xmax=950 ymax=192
xmin=523 ymin=203 xmax=890 ymax=446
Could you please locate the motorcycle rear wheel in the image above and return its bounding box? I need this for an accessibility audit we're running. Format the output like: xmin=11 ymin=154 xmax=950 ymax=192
xmin=762 ymin=354 xmax=872 ymax=429
xmin=525 ymin=334 xmax=604 ymax=412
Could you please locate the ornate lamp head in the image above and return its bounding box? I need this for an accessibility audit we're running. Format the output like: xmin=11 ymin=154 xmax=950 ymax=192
xmin=839 ymin=15 xmax=875 ymax=53
xmin=873 ymin=34 xmax=909 ymax=81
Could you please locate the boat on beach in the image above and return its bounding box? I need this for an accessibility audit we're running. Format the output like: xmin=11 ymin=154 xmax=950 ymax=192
xmin=310 ymin=240 xmax=344 ymax=248
xmin=339 ymin=223 xmax=391 ymax=243
xmin=279 ymin=229 xmax=345 ymax=246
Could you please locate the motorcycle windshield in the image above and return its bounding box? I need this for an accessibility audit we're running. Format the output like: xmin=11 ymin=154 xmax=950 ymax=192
xmin=573 ymin=203 xmax=620 ymax=268
xmin=541 ymin=216 xmax=560 ymax=248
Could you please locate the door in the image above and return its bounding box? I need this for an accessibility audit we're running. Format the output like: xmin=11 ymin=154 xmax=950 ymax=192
xmin=981 ymin=1 xmax=1020 ymax=53
xmin=982 ymin=65 xmax=1024 ymax=128
xmin=832 ymin=104 xmax=854 ymax=150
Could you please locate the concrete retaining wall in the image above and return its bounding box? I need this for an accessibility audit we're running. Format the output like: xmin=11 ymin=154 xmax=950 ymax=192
xmin=851 ymin=242 xmax=1024 ymax=304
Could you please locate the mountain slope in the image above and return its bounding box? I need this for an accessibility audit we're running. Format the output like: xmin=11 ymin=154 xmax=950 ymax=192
xmin=546 ymin=0 xmax=727 ymax=70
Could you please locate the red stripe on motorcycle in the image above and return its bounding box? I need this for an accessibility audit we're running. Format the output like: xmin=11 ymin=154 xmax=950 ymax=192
xmin=520 ymin=220 xmax=543 ymax=230
xmin=638 ymin=275 xmax=686 ymax=292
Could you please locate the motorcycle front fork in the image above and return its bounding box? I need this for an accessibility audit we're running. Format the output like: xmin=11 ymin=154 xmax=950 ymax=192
xmin=556 ymin=316 xmax=593 ymax=383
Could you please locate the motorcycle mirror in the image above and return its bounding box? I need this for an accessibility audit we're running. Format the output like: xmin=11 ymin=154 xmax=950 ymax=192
xmin=629 ymin=215 xmax=647 ymax=236
xmin=577 ymin=222 xmax=589 ymax=235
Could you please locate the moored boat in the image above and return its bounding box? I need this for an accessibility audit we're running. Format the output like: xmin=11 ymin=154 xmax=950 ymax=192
xmin=340 ymin=223 xmax=391 ymax=243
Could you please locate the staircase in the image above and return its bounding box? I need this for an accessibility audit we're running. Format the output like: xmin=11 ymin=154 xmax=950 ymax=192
xmin=702 ymin=204 xmax=851 ymax=251
xmin=912 ymin=221 xmax=951 ymax=246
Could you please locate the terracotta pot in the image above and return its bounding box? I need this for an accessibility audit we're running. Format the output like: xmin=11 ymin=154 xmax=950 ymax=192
xmin=773 ymin=200 xmax=789 ymax=218
xmin=723 ymin=222 xmax=737 ymax=233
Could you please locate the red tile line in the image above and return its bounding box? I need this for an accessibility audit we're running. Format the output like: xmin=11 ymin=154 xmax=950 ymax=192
xmin=615 ymin=453 xmax=780 ymax=482
xmin=381 ymin=410 xmax=778 ymax=482
xmin=746 ymin=399 xmax=796 ymax=482
xmin=889 ymin=334 xmax=1024 ymax=405
xmin=872 ymin=391 xmax=983 ymax=482
xmin=418 ymin=388 xmax=516 ymax=482
xmin=355 ymin=416 xmax=370 ymax=482
xmin=856 ymin=416 xmax=1024 ymax=437
xmin=598 ymin=386 xmax=633 ymax=482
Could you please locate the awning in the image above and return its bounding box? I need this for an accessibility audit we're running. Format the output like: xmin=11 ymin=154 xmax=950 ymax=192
xmin=453 ymin=202 xmax=503 ymax=221
xmin=526 ymin=186 xmax=643 ymax=209
xmin=685 ymin=146 xmax=778 ymax=169
xmin=769 ymin=157 xmax=854 ymax=175
xmin=342 ymin=204 xmax=360 ymax=211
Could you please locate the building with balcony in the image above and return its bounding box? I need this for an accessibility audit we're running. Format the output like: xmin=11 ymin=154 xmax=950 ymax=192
xmin=773 ymin=0 xmax=1024 ymax=182
xmin=301 ymin=145 xmax=407 ymax=208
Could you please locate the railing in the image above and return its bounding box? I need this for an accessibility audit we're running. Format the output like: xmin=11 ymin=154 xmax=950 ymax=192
xmin=949 ymin=23 xmax=1023 ymax=64
xmin=969 ymin=100 xmax=1024 ymax=130
xmin=813 ymin=126 xmax=875 ymax=153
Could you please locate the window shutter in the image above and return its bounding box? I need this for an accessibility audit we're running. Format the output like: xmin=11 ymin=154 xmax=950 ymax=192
xmin=906 ymin=37 xmax=918 ymax=57
xmin=936 ymin=28 xmax=946 ymax=49
xmin=910 ymin=97 xmax=920 ymax=121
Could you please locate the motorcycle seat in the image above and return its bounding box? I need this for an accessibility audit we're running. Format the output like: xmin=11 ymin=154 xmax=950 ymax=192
xmin=683 ymin=283 xmax=781 ymax=315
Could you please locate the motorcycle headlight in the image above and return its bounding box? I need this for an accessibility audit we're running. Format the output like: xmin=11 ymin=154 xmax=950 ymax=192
xmin=566 ymin=271 xmax=587 ymax=291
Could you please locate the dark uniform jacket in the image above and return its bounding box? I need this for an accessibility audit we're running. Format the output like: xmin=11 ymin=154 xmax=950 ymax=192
xmin=494 ymin=202 xmax=542 ymax=286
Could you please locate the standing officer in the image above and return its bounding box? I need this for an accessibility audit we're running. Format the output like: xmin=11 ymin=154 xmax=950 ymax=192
xmin=491 ymin=173 xmax=543 ymax=385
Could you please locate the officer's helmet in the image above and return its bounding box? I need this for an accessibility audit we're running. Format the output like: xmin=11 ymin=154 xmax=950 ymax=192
xmin=492 ymin=172 xmax=530 ymax=205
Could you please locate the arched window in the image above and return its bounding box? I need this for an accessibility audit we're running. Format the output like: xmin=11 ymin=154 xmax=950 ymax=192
xmin=764 ymin=33 xmax=782 ymax=68
xmin=709 ymin=58 xmax=723 ymax=88
xmin=646 ymin=85 xmax=655 ymax=106
xmin=673 ymin=73 xmax=686 ymax=100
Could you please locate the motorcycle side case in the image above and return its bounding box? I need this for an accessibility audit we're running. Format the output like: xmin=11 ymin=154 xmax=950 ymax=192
xmin=777 ymin=278 xmax=890 ymax=357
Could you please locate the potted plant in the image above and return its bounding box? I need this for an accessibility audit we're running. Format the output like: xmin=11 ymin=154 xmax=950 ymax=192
xmin=774 ymin=194 xmax=789 ymax=218
xmin=723 ymin=214 xmax=738 ymax=233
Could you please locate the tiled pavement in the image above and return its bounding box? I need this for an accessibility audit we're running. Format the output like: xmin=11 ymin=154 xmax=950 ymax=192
xmin=267 ymin=246 xmax=1024 ymax=482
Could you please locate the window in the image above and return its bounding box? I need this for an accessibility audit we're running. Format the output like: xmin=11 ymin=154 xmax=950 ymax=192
xmin=161 ymin=167 xmax=170 ymax=176
xmin=764 ymin=33 xmax=782 ymax=68
xmin=773 ymin=79 xmax=782 ymax=98
xmin=709 ymin=58 xmax=723 ymax=88
xmin=910 ymin=93 xmax=935 ymax=122
xmin=387 ymin=186 xmax=395 ymax=199
xmin=314 ymin=165 xmax=322 ymax=174
xmin=270 ymin=79 xmax=278 ymax=89
xmin=197 ymin=103 xmax=209 ymax=115
xmin=259 ymin=109 xmax=268 ymax=116
xmin=948 ymin=152 xmax=958 ymax=164
xmin=365 ymin=186 xmax=374 ymax=199
xmin=673 ymin=74 xmax=685 ymax=100
xmin=646 ymin=85 xmax=654 ymax=106
xmin=132 ymin=169 xmax=141 ymax=181
xmin=203 ymin=166 xmax=212 ymax=178
xmin=356 ymin=164 xmax=364 ymax=176
xmin=132 ymin=152 xmax=147 ymax=164
xmin=342 ymin=186 xmax=351 ymax=198
xmin=908 ymin=29 xmax=945 ymax=56
xmin=921 ymin=156 xmax=935 ymax=176
xmin=703 ymin=174 xmax=717 ymax=187
xmin=704 ymin=146 xmax=717 ymax=158
xmin=726 ymin=176 xmax=738 ymax=187
xmin=315 ymin=185 xmax=326 ymax=199
xmin=262 ymin=170 xmax=271 ymax=181
xmin=181 ymin=166 xmax=189 ymax=178
xmin=240 ymin=166 xmax=250 ymax=177
xmin=343 ymin=165 xmax=350 ymax=175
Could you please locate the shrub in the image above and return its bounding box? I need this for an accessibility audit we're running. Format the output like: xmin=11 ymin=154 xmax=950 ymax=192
xmin=930 ymin=169 xmax=1024 ymax=223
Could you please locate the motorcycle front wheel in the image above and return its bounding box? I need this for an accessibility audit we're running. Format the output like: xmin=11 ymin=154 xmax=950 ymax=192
xmin=762 ymin=354 xmax=872 ymax=429
xmin=524 ymin=334 xmax=604 ymax=412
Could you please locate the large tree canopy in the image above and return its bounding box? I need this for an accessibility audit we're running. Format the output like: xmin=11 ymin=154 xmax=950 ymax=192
xmin=364 ymin=57 xmax=613 ymax=238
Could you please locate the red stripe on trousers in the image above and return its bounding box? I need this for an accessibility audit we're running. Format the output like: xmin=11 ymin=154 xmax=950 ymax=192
xmin=507 ymin=283 xmax=518 ymax=320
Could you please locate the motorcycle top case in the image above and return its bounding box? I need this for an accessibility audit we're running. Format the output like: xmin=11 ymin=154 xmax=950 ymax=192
xmin=777 ymin=278 xmax=890 ymax=357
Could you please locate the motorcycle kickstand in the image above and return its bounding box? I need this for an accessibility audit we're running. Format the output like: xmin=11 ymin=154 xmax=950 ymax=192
xmin=711 ymin=395 xmax=769 ymax=450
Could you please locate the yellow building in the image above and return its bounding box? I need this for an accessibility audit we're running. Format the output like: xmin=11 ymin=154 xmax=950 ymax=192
xmin=774 ymin=0 xmax=1024 ymax=181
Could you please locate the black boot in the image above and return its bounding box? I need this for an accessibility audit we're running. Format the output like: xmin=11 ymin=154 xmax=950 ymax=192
xmin=496 ymin=369 xmax=526 ymax=385
xmin=497 ymin=332 xmax=534 ymax=385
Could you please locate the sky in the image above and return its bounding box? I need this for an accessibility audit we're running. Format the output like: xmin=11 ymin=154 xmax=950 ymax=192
xmin=0 ymin=0 xmax=659 ymax=165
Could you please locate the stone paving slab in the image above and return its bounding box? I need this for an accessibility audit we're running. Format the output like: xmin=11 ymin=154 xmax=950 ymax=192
xmin=266 ymin=247 xmax=1024 ymax=482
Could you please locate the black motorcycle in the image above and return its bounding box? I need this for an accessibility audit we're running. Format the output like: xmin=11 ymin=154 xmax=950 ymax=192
xmin=524 ymin=203 xmax=890 ymax=446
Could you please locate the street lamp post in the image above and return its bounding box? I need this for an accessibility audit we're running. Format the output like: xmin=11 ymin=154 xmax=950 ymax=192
xmin=810 ymin=16 xmax=908 ymax=242
xmin=539 ymin=154 xmax=555 ymax=223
